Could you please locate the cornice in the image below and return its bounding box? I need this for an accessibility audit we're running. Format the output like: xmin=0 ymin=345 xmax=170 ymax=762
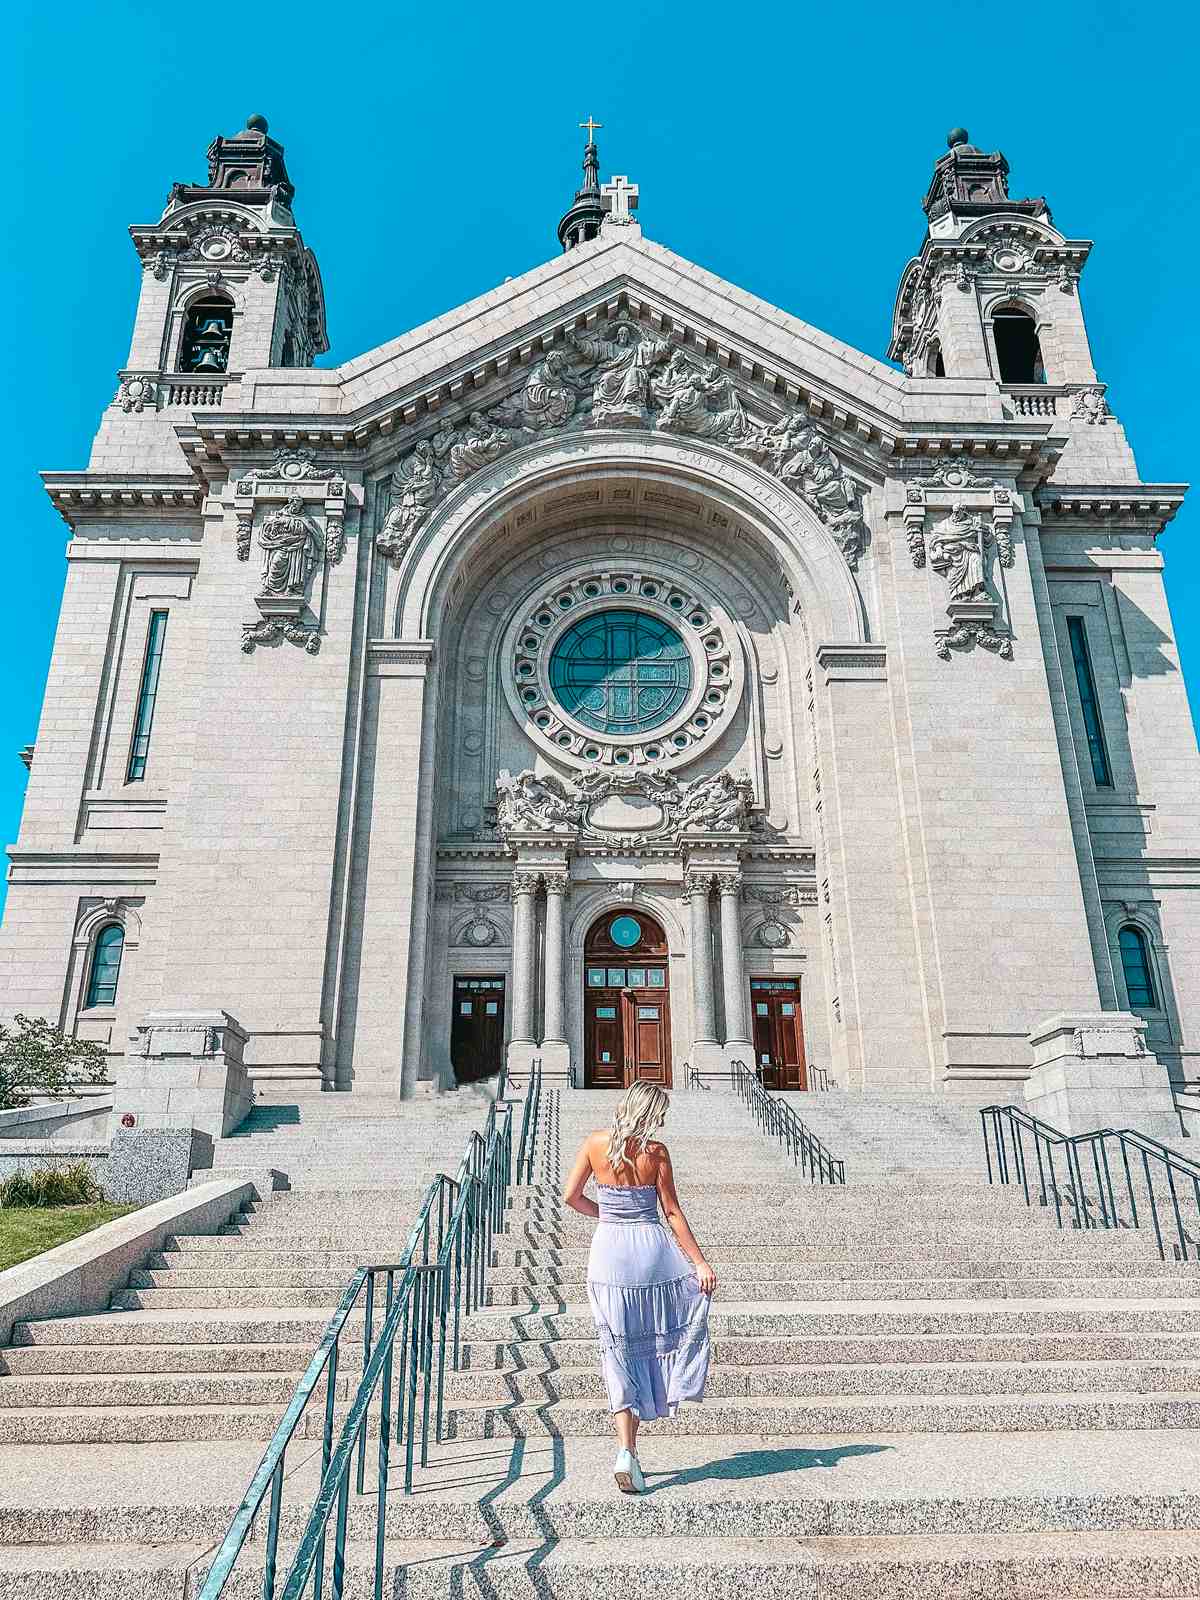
xmin=42 ymin=472 xmax=206 ymax=528
xmin=1036 ymin=483 xmax=1187 ymax=536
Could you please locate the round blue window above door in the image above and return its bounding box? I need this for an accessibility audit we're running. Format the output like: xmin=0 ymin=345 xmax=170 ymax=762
xmin=609 ymin=915 xmax=642 ymax=949
xmin=548 ymin=609 xmax=692 ymax=735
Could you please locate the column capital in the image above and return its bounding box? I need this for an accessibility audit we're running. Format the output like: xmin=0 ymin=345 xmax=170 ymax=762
xmin=510 ymin=870 xmax=542 ymax=900
xmin=713 ymin=870 xmax=743 ymax=897
xmin=543 ymin=873 xmax=571 ymax=898
xmin=682 ymin=870 xmax=715 ymax=902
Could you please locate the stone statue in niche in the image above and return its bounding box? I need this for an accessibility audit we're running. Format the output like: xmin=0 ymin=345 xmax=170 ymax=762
xmin=256 ymin=497 xmax=320 ymax=597
xmin=567 ymin=320 xmax=672 ymax=426
xmin=378 ymin=441 xmax=442 ymax=559
xmin=928 ymin=503 xmax=992 ymax=606
xmin=674 ymin=770 xmax=754 ymax=833
xmin=495 ymin=769 xmax=583 ymax=835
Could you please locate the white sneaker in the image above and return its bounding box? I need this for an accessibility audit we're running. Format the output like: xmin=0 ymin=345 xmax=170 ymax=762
xmin=613 ymin=1448 xmax=646 ymax=1494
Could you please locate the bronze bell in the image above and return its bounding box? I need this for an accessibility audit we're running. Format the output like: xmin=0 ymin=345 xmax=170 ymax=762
xmin=193 ymin=347 xmax=225 ymax=372
xmin=196 ymin=318 xmax=228 ymax=339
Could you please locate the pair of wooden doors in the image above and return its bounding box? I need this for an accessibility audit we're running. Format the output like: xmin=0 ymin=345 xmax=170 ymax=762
xmin=750 ymin=977 xmax=808 ymax=1089
xmin=583 ymin=911 xmax=672 ymax=1089
xmin=449 ymin=976 xmax=506 ymax=1083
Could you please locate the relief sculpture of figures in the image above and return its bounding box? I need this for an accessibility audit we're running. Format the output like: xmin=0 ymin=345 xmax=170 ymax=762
xmin=377 ymin=441 xmax=441 ymax=560
xmin=375 ymin=321 xmax=866 ymax=572
xmin=495 ymin=768 xmax=583 ymax=836
xmin=675 ymin=770 xmax=754 ymax=832
xmin=652 ymin=352 xmax=752 ymax=441
xmin=256 ymin=497 xmax=320 ymax=597
xmin=492 ymin=349 xmax=588 ymax=432
xmin=568 ymin=319 xmax=672 ymax=426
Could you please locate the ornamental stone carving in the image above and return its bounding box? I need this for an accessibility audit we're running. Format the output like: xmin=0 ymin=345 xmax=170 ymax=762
xmin=1069 ymin=386 xmax=1111 ymax=425
xmin=374 ymin=319 xmax=867 ymax=570
xmin=755 ymin=919 xmax=790 ymax=948
xmin=495 ymin=767 xmax=754 ymax=846
xmin=117 ymin=375 xmax=157 ymax=414
xmin=237 ymin=448 xmax=346 ymax=496
xmin=510 ymin=870 xmax=543 ymax=899
xmin=924 ymin=457 xmax=993 ymax=489
xmin=682 ymin=870 xmax=716 ymax=902
xmin=241 ymin=616 xmax=320 ymax=655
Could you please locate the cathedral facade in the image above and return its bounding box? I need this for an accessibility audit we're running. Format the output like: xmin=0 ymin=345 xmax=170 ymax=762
xmin=2 ymin=119 xmax=1197 ymax=1108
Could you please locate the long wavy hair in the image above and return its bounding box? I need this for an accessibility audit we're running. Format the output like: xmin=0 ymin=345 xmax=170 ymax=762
xmin=606 ymin=1082 xmax=670 ymax=1179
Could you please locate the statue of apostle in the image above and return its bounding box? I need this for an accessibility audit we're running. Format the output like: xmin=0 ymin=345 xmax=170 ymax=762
xmin=257 ymin=497 xmax=320 ymax=597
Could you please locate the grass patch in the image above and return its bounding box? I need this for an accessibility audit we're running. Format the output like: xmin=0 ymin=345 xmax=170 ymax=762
xmin=0 ymin=1203 xmax=134 ymax=1273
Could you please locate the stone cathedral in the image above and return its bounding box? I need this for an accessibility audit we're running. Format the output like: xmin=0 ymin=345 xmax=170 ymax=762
xmin=2 ymin=117 xmax=1198 ymax=1124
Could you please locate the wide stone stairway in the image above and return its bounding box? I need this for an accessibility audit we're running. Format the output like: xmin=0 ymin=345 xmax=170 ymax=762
xmin=1 ymin=1082 xmax=1200 ymax=1595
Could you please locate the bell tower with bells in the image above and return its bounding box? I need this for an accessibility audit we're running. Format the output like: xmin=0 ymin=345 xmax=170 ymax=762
xmin=99 ymin=114 xmax=328 ymax=469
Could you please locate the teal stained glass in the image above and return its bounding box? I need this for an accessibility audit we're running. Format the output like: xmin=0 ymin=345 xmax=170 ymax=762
xmin=610 ymin=916 xmax=642 ymax=948
xmin=548 ymin=610 xmax=691 ymax=735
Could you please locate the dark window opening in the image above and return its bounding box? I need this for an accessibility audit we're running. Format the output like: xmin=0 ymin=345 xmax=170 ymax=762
xmin=1066 ymin=615 xmax=1113 ymax=787
xmin=1118 ymin=926 xmax=1156 ymax=1008
xmin=927 ymin=344 xmax=946 ymax=377
xmin=993 ymin=309 xmax=1045 ymax=384
xmin=281 ymin=331 xmax=296 ymax=367
xmin=86 ymin=924 xmax=124 ymax=1008
xmin=127 ymin=611 xmax=168 ymax=782
xmin=179 ymin=295 xmax=233 ymax=373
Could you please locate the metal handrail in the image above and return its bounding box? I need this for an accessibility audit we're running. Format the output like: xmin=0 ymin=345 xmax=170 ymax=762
xmin=516 ymin=1059 xmax=542 ymax=1184
xmin=729 ymin=1058 xmax=845 ymax=1184
xmin=981 ymin=1104 xmax=1200 ymax=1262
xmin=198 ymin=1070 xmax=535 ymax=1598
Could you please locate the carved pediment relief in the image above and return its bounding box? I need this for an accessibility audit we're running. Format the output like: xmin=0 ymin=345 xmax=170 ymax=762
xmin=375 ymin=320 xmax=868 ymax=571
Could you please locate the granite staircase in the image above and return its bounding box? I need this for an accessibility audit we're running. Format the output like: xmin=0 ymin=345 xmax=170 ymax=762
xmin=1 ymin=1083 xmax=1199 ymax=1595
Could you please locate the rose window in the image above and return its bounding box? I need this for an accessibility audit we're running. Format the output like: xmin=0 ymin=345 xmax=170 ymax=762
xmin=502 ymin=567 xmax=743 ymax=771
xmin=548 ymin=611 xmax=692 ymax=736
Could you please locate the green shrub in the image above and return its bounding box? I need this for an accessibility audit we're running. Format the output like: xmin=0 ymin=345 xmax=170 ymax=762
xmin=0 ymin=1161 xmax=105 ymax=1209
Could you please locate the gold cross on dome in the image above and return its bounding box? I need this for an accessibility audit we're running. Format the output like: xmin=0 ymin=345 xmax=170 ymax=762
xmin=579 ymin=116 xmax=603 ymax=143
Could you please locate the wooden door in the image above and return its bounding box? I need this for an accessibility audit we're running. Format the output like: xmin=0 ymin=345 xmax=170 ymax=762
xmin=750 ymin=977 xmax=807 ymax=1089
xmin=450 ymin=976 xmax=506 ymax=1083
xmin=583 ymin=910 xmax=672 ymax=1088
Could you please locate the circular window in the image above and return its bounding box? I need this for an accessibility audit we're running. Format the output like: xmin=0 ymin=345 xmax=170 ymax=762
xmin=548 ymin=610 xmax=692 ymax=737
xmin=610 ymin=915 xmax=642 ymax=948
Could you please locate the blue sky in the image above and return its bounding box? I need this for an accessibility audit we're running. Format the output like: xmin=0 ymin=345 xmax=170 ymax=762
xmin=2 ymin=0 xmax=1197 ymax=915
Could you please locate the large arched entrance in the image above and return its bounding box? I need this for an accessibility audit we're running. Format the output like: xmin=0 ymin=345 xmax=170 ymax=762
xmin=583 ymin=909 xmax=672 ymax=1089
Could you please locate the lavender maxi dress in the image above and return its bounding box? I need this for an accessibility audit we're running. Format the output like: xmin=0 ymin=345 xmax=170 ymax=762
xmin=586 ymin=1183 xmax=711 ymax=1420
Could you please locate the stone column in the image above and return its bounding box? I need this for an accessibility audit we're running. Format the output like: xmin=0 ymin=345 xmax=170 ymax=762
xmin=685 ymin=871 xmax=717 ymax=1045
xmin=508 ymin=871 xmax=541 ymax=1048
xmin=540 ymin=874 xmax=571 ymax=1077
xmin=716 ymin=872 xmax=750 ymax=1048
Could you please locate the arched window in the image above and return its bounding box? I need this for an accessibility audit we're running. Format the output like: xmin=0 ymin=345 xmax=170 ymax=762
xmin=179 ymin=294 xmax=233 ymax=373
xmin=926 ymin=342 xmax=946 ymax=378
xmin=993 ymin=307 xmax=1045 ymax=384
xmin=85 ymin=924 xmax=125 ymax=1009
xmin=1118 ymin=925 xmax=1156 ymax=1008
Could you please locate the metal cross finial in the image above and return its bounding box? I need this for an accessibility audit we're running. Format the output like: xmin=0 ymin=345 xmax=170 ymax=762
xmin=579 ymin=116 xmax=603 ymax=144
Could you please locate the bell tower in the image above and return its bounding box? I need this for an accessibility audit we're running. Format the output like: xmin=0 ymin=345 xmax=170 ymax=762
xmin=888 ymin=129 xmax=1139 ymax=480
xmin=95 ymin=115 xmax=328 ymax=468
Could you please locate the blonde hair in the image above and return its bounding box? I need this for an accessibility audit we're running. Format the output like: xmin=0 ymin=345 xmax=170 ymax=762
xmin=606 ymin=1082 xmax=670 ymax=1178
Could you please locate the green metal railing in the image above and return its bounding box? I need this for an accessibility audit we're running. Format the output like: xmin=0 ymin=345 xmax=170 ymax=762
xmin=730 ymin=1057 xmax=845 ymax=1183
xmin=982 ymin=1103 xmax=1200 ymax=1261
xmin=198 ymin=1072 xmax=538 ymax=1598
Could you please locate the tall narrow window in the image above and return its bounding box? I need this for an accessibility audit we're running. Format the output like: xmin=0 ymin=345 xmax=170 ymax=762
xmin=1066 ymin=616 xmax=1112 ymax=787
xmin=127 ymin=611 xmax=168 ymax=782
xmin=1118 ymin=926 xmax=1156 ymax=1007
xmin=993 ymin=308 xmax=1045 ymax=383
xmin=85 ymin=924 xmax=124 ymax=1008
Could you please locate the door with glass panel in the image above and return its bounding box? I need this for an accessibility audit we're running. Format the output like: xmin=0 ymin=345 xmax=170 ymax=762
xmin=583 ymin=910 xmax=672 ymax=1089
xmin=450 ymin=976 xmax=506 ymax=1083
xmin=750 ymin=977 xmax=807 ymax=1089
